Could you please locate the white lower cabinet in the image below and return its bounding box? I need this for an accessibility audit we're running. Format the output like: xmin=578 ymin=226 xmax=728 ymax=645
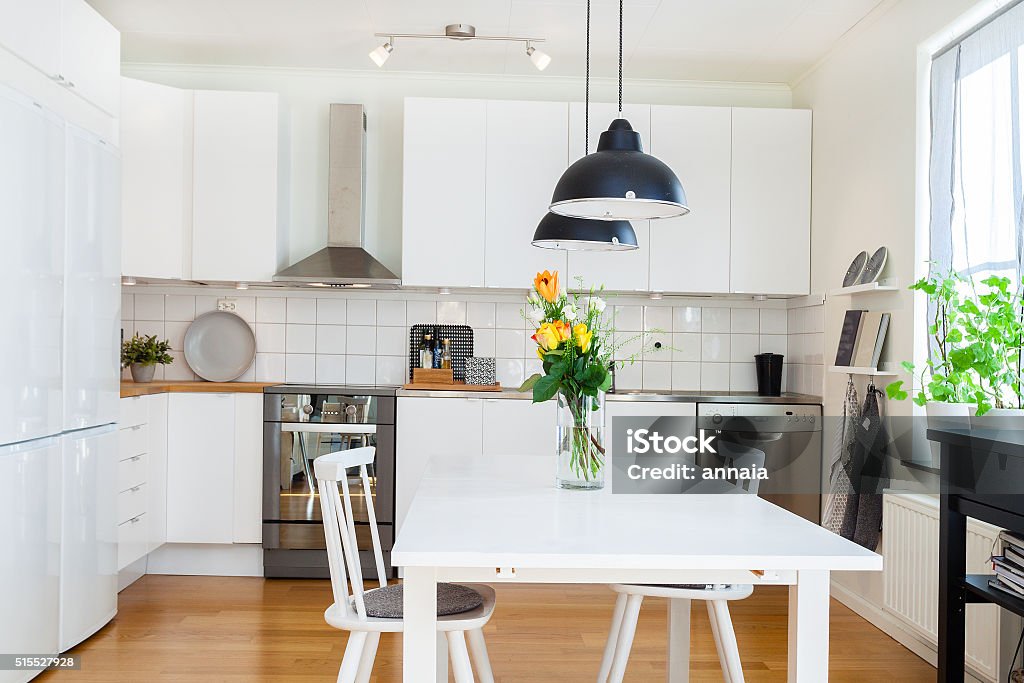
xmin=395 ymin=396 xmax=555 ymax=532
xmin=116 ymin=394 xmax=162 ymax=570
xmin=166 ymin=393 xmax=263 ymax=544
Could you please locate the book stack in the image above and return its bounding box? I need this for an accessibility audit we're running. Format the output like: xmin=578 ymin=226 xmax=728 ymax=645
xmin=835 ymin=309 xmax=890 ymax=368
xmin=989 ymin=531 xmax=1024 ymax=600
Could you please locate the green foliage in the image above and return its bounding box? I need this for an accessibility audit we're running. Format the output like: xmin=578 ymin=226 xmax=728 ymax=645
xmin=885 ymin=265 xmax=1023 ymax=415
xmin=121 ymin=334 xmax=173 ymax=369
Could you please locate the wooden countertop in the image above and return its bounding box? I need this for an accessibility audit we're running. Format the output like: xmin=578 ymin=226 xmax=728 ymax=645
xmin=121 ymin=381 xmax=276 ymax=398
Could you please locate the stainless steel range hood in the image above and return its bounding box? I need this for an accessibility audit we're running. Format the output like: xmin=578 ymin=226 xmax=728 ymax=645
xmin=274 ymin=104 xmax=401 ymax=287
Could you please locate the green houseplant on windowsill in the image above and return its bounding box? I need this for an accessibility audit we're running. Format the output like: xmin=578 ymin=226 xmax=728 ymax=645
xmin=886 ymin=266 xmax=1023 ymax=419
xmin=121 ymin=333 xmax=173 ymax=383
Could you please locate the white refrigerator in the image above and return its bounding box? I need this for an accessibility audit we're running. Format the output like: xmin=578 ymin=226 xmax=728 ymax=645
xmin=0 ymin=84 xmax=120 ymax=682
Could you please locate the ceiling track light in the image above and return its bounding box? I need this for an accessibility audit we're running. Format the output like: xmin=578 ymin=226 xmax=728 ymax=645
xmin=548 ymin=0 xmax=688 ymax=221
xmin=369 ymin=25 xmax=550 ymax=70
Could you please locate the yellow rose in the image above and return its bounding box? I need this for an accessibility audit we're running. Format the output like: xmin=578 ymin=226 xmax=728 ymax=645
xmin=552 ymin=320 xmax=571 ymax=342
xmin=532 ymin=322 xmax=560 ymax=351
xmin=533 ymin=270 xmax=560 ymax=303
xmin=573 ymin=323 xmax=593 ymax=353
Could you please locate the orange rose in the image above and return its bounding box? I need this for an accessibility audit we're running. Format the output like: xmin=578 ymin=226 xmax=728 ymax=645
xmin=552 ymin=320 xmax=571 ymax=342
xmin=534 ymin=270 xmax=560 ymax=303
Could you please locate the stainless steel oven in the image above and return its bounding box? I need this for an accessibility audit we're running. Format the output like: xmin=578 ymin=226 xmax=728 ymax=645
xmin=262 ymin=385 xmax=396 ymax=578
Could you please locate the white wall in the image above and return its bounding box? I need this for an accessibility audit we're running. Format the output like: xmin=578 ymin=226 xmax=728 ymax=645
xmin=791 ymin=0 xmax=984 ymax=661
xmin=121 ymin=63 xmax=791 ymax=276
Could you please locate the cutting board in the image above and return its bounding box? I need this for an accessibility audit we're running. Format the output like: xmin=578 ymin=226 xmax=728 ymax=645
xmin=401 ymin=382 xmax=502 ymax=392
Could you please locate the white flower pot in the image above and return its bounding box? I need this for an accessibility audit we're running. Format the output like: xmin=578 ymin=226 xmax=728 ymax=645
xmin=925 ymin=401 xmax=976 ymax=430
xmin=969 ymin=407 xmax=1024 ymax=430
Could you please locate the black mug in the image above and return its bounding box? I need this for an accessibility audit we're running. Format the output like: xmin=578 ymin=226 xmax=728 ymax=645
xmin=754 ymin=353 xmax=784 ymax=396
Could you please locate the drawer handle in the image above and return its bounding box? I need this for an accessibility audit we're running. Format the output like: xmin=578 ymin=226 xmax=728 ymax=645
xmin=131 ymin=455 xmax=141 ymax=462
xmin=130 ymin=516 xmax=142 ymax=524
xmin=130 ymin=486 xmax=141 ymax=493
xmin=131 ymin=424 xmax=143 ymax=431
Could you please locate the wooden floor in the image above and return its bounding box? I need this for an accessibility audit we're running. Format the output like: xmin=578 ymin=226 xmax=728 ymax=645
xmin=43 ymin=576 xmax=934 ymax=682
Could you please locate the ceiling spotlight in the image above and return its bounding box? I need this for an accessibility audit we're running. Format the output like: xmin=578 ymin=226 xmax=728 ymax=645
xmin=526 ymin=43 xmax=551 ymax=71
xmin=369 ymin=40 xmax=394 ymax=67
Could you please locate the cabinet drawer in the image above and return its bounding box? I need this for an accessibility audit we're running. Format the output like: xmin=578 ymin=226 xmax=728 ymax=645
xmin=117 ymin=483 xmax=147 ymax=524
xmin=120 ymin=396 xmax=148 ymax=428
xmin=117 ymin=513 xmax=148 ymax=570
xmin=118 ymin=452 xmax=147 ymax=492
xmin=119 ymin=423 xmax=147 ymax=458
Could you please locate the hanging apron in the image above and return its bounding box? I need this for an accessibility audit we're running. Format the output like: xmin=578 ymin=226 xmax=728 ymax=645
xmin=823 ymin=377 xmax=860 ymax=535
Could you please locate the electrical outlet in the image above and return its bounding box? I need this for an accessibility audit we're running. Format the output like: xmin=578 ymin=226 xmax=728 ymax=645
xmin=217 ymin=298 xmax=238 ymax=313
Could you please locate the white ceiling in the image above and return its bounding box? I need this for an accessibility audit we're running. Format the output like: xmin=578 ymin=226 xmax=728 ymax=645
xmin=87 ymin=0 xmax=884 ymax=84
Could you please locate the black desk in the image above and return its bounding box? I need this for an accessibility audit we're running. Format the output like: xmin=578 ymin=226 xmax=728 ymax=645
xmin=929 ymin=427 xmax=1024 ymax=682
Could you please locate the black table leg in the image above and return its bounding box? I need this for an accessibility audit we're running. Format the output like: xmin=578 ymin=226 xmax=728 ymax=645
xmin=938 ymin=444 xmax=967 ymax=682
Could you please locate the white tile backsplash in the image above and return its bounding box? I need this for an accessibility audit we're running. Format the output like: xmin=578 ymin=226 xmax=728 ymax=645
xmin=731 ymin=308 xmax=759 ymax=334
xmin=315 ymin=354 xmax=347 ymax=384
xmin=495 ymin=303 xmax=524 ymax=329
xmin=407 ymin=300 xmax=436 ymax=325
xmin=165 ymin=295 xmax=195 ymax=322
xmin=165 ymin=351 xmax=194 ymax=381
xmin=286 ymin=324 xmax=316 ymax=354
xmin=122 ymin=287 xmax=806 ymax=395
xmin=346 ymin=326 xmax=377 ymax=355
xmin=701 ymin=362 xmax=730 ymax=390
xmin=673 ymin=306 xmax=701 ymax=332
xmin=257 ymin=297 xmax=287 ymax=323
xmin=287 ymin=298 xmax=316 ymax=324
xmin=134 ymin=294 xmax=164 ymax=321
xmin=256 ymin=323 xmax=286 ymax=354
xmin=467 ymin=302 xmax=496 ymax=329
xmin=347 ymin=299 xmax=376 ymax=325
xmin=286 ymin=354 xmax=316 ymax=383
xmin=730 ymin=333 xmax=759 ymax=363
xmin=315 ymin=325 xmax=347 ymax=355
xmin=437 ymin=301 xmax=467 ymax=324
xmin=346 ymin=355 xmax=376 ymax=384
xmin=255 ymin=353 xmax=286 ymax=382
xmin=702 ymin=307 xmax=730 ymax=333
xmin=701 ymin=333 xmax=730 ymax=362
xmin=316 ymin=299 xmax=347 ymax=325
xmin=377 ymin=300 xmax=406 ymax=327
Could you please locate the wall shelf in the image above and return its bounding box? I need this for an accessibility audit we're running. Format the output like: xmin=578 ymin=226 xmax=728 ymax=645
xmin=827 ymin=278 xmax=899 ymax=298
xmin=828 ymin=366 xmax=898 ymax=377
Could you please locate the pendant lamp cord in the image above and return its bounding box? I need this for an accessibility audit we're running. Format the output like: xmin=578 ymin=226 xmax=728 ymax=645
xmin=618 ymin=0 xmax=623 ymax=115
xmin=585 ymin=0 xmax=590 ymax=154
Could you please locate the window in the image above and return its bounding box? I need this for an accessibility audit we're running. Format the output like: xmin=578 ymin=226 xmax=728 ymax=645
xmin=930 ymin=1 xmax=1024 ymax=287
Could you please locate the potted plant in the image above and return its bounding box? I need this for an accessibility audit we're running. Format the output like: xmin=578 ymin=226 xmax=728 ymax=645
xmin=121 ymin=333 xmax=173 ymax=383
xmin=519 ymin=270 xmax=651 ymax=490
xmin=886 ymin=266 xmax=1023 ymax=422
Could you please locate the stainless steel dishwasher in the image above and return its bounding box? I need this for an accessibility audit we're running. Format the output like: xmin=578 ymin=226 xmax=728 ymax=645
xmin=696 ymin=402 xmax=823 ymax=524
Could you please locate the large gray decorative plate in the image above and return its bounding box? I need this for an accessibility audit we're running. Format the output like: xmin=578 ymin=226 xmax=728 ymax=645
xmin=857 ymin=246 xmax=888 ymax=285
xmin=184 ymin=311 xmax=256 ymax=382
xmin=843 ymin=251 xmax=868 ymax=287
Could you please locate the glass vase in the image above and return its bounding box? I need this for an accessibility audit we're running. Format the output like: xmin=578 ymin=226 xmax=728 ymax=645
xmin=555 ymin=390 xmax=606 ymax=490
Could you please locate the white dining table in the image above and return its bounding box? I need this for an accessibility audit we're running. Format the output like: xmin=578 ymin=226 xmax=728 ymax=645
xmin=392 ymin=455 xmax=881 ymax=682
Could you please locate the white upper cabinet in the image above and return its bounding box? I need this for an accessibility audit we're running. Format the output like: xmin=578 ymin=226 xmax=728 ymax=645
xmin=566 ymin=102 xmax=652 ymax=291
xmin=0 ymin=0 xmax=61 ymax=79
xmin=58 ymin=0 xmax=120 ymax=116
xmin=191 ymin=90 xmax=281 ymax=283
xmin=402 ymin=98 xmax=487 ymax=288
xmin=121 ymin=78 xmax=192 ymax=280
xmin=729 ymin=108 xmax=811 ymax=296
xmin=648 ymin=106 xmax=732 ymax=294
xmin=484 ymin=100 xmax=568 ymax=288
xmin=0 ymin=0 xmax=120 ymax=116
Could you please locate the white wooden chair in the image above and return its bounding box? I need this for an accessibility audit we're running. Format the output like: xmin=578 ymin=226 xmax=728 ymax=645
xmin=598 ymin=445 xmax=767 ymax=683
xmin=314 ymin=447 xmax=497 ymax=683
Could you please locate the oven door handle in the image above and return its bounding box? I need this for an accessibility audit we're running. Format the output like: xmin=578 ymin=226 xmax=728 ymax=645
xmin=281 ymin=424 xmax=378 ymax=435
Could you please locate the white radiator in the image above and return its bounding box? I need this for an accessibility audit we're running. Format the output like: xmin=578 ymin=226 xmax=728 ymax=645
xmin=882 ymin=493 xmax=1000 ymax=682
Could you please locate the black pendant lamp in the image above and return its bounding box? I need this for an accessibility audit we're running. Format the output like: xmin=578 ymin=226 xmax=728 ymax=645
xmin=532 ymin=0 xmax=638 ymax=251
xmin=532 ymin=212 xmax=637 ymax=250
xmin=549 ymin=0 xmax=688 ymax=221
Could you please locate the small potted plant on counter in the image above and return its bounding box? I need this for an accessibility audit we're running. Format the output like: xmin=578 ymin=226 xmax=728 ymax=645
xmin=886 ymin=265 xmax=1023 ymax=422
xmin=121 ymin=333 xmax=173 ymax=383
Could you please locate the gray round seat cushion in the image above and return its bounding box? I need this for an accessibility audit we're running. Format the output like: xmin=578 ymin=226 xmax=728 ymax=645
xmin=358 ymin=583 xmax=484 ymax=619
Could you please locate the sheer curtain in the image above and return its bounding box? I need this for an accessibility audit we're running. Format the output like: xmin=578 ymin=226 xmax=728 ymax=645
xmin=930 ymin=1 xmax=1024 ymax=287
